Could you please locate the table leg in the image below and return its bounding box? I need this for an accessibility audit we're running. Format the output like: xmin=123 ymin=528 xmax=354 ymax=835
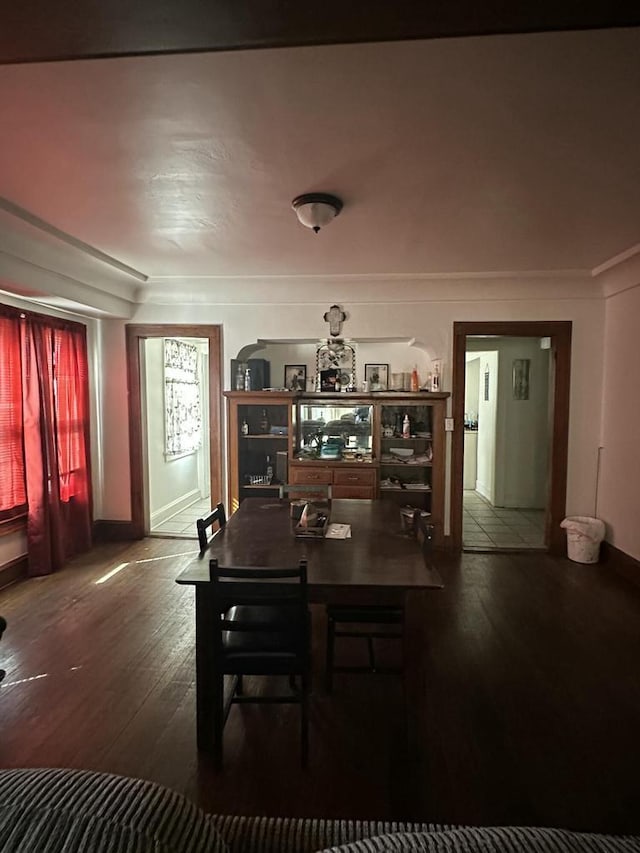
xmin=403 ymin=590 xmax=425 ymax=755
xmin=195 ymin=586 xmax=215 ymax=751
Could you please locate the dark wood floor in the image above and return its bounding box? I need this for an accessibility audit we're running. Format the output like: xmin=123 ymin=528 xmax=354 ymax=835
xmin=1 ymin=538 xmax=640 ymax=833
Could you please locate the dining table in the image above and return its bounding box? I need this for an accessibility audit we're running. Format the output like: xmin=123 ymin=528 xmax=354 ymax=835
xmin=176 ymin=497 xmax=444 ymax=751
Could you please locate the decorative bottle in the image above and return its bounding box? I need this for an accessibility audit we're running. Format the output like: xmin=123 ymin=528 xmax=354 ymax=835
xmin=431 ymin=364 xmax=440 ymax=392
xmin=266 ymin=454 xmax=274 ymax=484
xmin=244 ymin=367 xmax=252 ymax=391
xmin=241 ymin=419 xmax=249 ymax=436
xmin=402 ymin=413 xmax=410 ymax=439
xmin=235 ymin=364 xmax=245 ymax=391
xmin=259 ymin=408 xmax=270 ymax=434
xmin=410 ymin=365 xmax=419 ymax=392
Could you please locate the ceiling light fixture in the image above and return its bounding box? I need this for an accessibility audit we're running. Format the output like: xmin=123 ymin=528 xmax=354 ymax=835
xmin=292 ymin=193 xmax=343 ymax=233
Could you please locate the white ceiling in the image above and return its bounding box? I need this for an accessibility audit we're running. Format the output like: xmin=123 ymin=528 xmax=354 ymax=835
xmin=0 ymin=27 xmax=639 ymax=287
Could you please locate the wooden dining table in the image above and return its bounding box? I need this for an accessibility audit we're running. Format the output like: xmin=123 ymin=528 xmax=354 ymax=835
xmin=176 ymin=497 xmax=444 ymax=751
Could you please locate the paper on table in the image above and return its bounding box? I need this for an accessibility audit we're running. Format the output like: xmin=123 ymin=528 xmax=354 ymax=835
xmin=325 ymin=523 xmax=351 ymax=539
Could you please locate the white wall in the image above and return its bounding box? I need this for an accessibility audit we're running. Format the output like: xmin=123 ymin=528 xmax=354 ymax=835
xmin=598 ymin=282 xmax=640 ymax=560
xmin=0 ymin=278 xmax=607 ymax=557
xmin=475 ymin=352 xmax=499 ymax=503
xmin=98 ymin=279 xmax=605 ymax=537
xmin=494 ymin=338 xmax=549 ymax=508
xmin=465 ymin=356 xmax=480 ymax=419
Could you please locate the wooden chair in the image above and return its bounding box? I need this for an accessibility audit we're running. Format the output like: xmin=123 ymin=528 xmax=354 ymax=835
xmin=414 ymin=511 xmax=435 ymax=556
xmin=209 ymin=558 xmax=310 ymax=769
xmin=278 ymin=483 xmax=332 ymax=500
xmin=325 ymin=510 xmax=434 ymax=693
xmin=196 ymin=503 xmax=226 ymax=553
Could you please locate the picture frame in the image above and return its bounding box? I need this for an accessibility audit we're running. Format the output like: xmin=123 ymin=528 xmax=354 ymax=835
xmin=364 ymin=363 xmax=389 ymax=391
xmin=319 ymin=368 xmax=338 ymax=392
xmin=512 ymin=358 xmax=530 ymax=400
xmin=284 ymin=364 xmax=306 ymax=391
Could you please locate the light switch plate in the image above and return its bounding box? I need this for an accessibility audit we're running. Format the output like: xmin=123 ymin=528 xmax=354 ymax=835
xmin=445 ymin=418 xmax=454 ymax=431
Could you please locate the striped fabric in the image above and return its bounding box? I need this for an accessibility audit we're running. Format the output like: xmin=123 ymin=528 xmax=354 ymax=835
xmin=0 ymin=768 xmax=227 ymax=853
xmin=210 ymin=816 xmax=446 ymax=853
xmin=1 ymin=770 xmax=638 ymax=853
xmin=316 ymin=826 xmax=640 ymax=853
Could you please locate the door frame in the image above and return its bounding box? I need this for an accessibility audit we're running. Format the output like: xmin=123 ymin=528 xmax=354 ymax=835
xmin=125 ymin=324 xmax=223 ymax=539
xmin=450 ymin=320 xmax=572 ymax=554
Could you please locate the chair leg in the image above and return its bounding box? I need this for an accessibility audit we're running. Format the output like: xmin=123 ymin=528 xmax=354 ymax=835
xmin=301 ymin=670 xmax=309 ymax=768
xmin=236 ymin=674 xmax=244 ymax=695
xmin=213 ymin=672 xmax=224 ymax=770
xmin=326 ymin=617 xmax=335 ymax=693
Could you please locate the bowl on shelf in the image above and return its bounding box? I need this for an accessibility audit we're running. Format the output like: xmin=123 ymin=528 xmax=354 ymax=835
xmin=389 ymin=447 xmax=414 ymax=459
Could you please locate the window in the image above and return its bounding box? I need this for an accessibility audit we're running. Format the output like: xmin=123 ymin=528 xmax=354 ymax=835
xmin=0 ymin=307 xmax=90 ymax=520
xmin=52 ymin=325 xmax=90 ymax=502
xmin=164 ymin=338 xmax=202 ymax=457
xmin=0 ymin=314 xmax=27 ymax=518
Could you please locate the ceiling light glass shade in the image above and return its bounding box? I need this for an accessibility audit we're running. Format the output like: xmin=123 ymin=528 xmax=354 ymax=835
xmin=292 ymin=193 xmax=343 ymax=233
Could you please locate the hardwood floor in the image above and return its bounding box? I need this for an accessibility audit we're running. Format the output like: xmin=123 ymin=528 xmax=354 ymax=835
xmin=1 ymin=538 xmax=640 ymax=833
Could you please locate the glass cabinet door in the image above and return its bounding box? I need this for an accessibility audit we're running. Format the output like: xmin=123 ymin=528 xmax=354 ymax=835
xmin=378 ymin=403 xmax=434 ymax=509
xmin=295 ymin=399 xmax=373 ymax=462
xmin=237 ymin=402 xmax=289 ymax=496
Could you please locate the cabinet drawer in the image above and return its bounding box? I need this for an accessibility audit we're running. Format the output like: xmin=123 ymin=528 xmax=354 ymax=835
xmin=333 ymin=468 xmax=376 ymax=486
xmin=290 ymin=467 xmax=333 ymax=485
xmin=332 ymin=485 xmax=376 ymax=500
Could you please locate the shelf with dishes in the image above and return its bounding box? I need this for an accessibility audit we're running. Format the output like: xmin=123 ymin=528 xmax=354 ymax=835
xmin=378 ymin=410 xmax=434 ymax=507
xmin=225 ymin=390 xmax=448 ymax=543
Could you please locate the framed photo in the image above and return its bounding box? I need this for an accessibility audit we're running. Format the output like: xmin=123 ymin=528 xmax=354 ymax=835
xmin=285 ymin=364 xmax=306 ymax=391
xmin=364 ymin=363 xmax=388 ymax=391
xmin=319 ymin=369 xmax=338 ymax=392
xmin=512 ymin=358 xmax=530 ymax=400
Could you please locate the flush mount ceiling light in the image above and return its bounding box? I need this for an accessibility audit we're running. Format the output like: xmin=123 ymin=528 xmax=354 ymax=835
xmin=292 ymin=193 xmax=343 ymax=233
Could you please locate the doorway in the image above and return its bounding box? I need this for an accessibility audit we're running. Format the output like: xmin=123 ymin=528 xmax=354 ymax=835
xmin=462 ymin=338 xmax=550 ymax=550
xmin=126 ymin=324 xmax=223 ymax=539
xmin=451 ymin=321 xmax=572 ymax=554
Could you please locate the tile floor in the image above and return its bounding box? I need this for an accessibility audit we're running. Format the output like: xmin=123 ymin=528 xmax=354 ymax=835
xmin=463 ymin=490 xmax=545 ymax=550
xmin=150 ymin=498 xmax=212 ymax=538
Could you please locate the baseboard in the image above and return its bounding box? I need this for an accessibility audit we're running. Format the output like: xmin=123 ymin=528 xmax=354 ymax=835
xmin=150 ymin=489 xmax=200 ymax=528
xmin=0 ymin=555 xmax=28 ymax=590
xmin=92 ymin=520 xmax=139 ymax=542
xmin=600 ymin=541 xmax=640 ymax=591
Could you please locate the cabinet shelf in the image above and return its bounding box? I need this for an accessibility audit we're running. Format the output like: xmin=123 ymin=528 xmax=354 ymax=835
xmin=241 ymin=484 xmax=280 ymax=490
xmin=241 ymin=434 xmax=288 ymax=440
xmin=379 ymin=462 xmax=433 ymax=468
xmin=381 ymin=437 xmax=432 ymax=442
xmin=380 ymin=486 xmax=432 ymax=492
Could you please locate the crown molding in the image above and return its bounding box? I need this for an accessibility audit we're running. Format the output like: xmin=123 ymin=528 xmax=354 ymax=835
xmin=0 ymin=251 xmax=135 ymax=318
xmin=592 ymin=243 xmax=640 ymax=276
xmin=592 ymin=249 xmax=640 ymax=299
xmin=0 ymin=198 xmax=147 ymax=282
xmin=138 ymin=271 xmax=597 ymax=306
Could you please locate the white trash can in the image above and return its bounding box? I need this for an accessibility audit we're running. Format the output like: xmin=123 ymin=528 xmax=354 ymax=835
xmin=560 ymin=516 xmax=605 ymax=564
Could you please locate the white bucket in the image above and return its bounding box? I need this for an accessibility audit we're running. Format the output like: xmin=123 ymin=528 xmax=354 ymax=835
xmin=561 ymin=516 xmax=605 ymax=564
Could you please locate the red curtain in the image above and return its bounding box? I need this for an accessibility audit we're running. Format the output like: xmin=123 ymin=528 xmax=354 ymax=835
xmin=21 ymin=316 xmax=92 ymax=575
xmin=0 ymin=303 xmax=93 ymax=575
xmin=0 ymin=315 xmax=27 ymax=514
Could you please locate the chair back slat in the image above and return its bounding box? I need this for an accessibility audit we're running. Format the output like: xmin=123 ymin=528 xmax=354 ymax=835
xmin=197 ymin=502 xmax=226 ymax=552
xmin=279 ymin=483 xmax=332 ymax=500
xmin=210 ymin=558 xmax=309 ymax=640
